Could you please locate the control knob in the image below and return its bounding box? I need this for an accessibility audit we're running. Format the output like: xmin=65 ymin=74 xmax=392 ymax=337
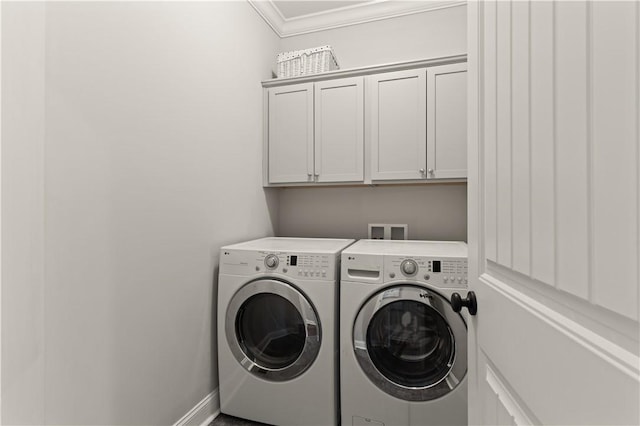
xmin=264 ymin=254 xmax=279 ymax=269
xmin=401 ymin=259 xmax=418 ymax=276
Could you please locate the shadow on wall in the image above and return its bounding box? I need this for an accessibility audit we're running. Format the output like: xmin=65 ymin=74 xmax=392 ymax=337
xmin=211 ymin=265 xmax=220 ymax=395
xmin=264 ymin=187 xmax=281 ymax=236
xmin=277 ymin=183 xmax=468 ymax=242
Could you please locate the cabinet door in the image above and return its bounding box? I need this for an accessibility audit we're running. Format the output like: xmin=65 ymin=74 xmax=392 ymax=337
xmin=268 ymin=83 xmax=314 ymax=184
xmin=427 ymin=63 xmax=467 ymax=179
xmin=369 ymin=69 xmax=427 ymax=181
xmin=314 ymin=77 xmax=364 ymax=183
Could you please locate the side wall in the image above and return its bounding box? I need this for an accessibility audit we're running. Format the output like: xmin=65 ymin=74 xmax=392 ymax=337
xmin=277 ymin=5 xmax=468 ymax=241
xmin=1 ymin=2 xmax=46 ymax=424
xmin=2 ymin=2 xmax=279 ymax=424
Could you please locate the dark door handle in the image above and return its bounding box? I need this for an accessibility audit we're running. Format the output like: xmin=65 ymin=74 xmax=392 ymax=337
xmin=451 ymin=291 xmax=477 ymax=315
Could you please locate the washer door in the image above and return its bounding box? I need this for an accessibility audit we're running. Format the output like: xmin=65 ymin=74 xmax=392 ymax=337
xmin=353 ymin=285 xmax=467 ymax=401
xmin=226 ymin=278 xmax=321 ymax=382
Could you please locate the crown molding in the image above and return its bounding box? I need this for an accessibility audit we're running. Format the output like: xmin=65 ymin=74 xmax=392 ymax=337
xmin=248 ymin=0 xmax=467 ymax=38
xmin=248 ymin=0 xmax=287 ymax=37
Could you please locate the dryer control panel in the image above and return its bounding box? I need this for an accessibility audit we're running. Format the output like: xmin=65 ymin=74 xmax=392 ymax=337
xmin=220 ymin=249 xmax=336 ymax=281
xmin=384 ymin=256 xmax=468 ymax=288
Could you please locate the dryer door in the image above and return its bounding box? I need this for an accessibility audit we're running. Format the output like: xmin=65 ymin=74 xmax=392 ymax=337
xmin=353 ymin=285 xmax=467 ymax=401
xmin=226 ymin=278 xmax=321 ymax=382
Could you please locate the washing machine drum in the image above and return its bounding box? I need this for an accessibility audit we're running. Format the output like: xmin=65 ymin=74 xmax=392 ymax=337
xmin=225 ymin=278 xmax=321 ymax=382
xmin=353 ymin=285 xmax=467 ymax=401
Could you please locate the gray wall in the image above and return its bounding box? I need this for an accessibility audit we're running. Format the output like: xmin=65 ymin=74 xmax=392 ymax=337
xmin=277 ymin=5 xmax=468 ymax=242
xmin=1 ymin=3 xmax=47 ymax=424
xmin=278 ymin=4 xmax=467 ymax=69
xmin=2 ymin=2 xmax=279 ymax=424
xmin=278 ymin=184 xmax=467 ymax=241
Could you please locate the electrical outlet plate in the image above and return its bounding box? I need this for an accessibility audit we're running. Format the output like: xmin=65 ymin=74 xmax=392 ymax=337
xmin=368 ymin=224 xmax=408 ymax=240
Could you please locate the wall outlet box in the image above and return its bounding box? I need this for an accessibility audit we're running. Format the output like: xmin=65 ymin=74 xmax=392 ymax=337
xmin=368 ymin=224 xmax=408 ymax=240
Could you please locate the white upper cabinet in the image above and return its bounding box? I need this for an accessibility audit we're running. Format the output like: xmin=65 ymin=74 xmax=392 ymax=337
xmin=263 ymin=57 xmax=467 ymax=186
xmin=314 ymin=77 xmax=364 ymax=183
xmin=369 ymin=69 xmax=427 ymax=181
xmin=427 ymin=63 xmax=467 ymax=179
xmin=268 ymin=83 xmax=314 ymax=184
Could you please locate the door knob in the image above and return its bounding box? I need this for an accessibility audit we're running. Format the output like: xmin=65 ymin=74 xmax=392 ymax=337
xmin=451 ymin=291 xmax=477 ymax=315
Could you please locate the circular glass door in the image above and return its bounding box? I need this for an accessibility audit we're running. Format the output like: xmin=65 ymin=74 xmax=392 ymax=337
xmin=353 ymin=285 xmax=467 ymax=401
xmin=226 ymin=279 xmax=321 ymax=382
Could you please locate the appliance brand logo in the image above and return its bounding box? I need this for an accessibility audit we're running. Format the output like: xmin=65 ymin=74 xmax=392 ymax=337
xmin=419 ymin=292 xmax=430 ymax=299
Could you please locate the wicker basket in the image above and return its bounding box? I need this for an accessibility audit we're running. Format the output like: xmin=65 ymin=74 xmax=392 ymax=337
xmin=277 ymin=46 xmax=339 ymax=78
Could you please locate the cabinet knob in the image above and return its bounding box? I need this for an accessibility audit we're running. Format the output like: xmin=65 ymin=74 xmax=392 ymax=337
xmin=314 ymin=173 xmax=319 ymax=177
xmin=307 ymin=173 xmax=312 ymax=177
xmin=419 ymin=168 xmax=425 ymax=174
xmin=428 ymin=169 xmax=434 ymax=175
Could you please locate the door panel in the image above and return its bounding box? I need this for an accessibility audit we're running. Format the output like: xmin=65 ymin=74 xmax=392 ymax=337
xmin=314 ymin=77 xmax=364 ymax=183
xmin=529 ymin=0 xmax=556 ymax=286
xmin=479 ymin=274 xmax=638 ymax=425
xmin=369 ymin=69 xmax=427 ymax=180
xmin=590 ymin=1 xmax=639 ymax=318
xmin=483 ymin=363 xmax=533 ymax=426
xmin=426 ymin=63 xmax=468 ymax=179
xmin=468 ymin=1 xmax=640 ymax=424
xmin=268 ymin=83 xmax=314 ymax=184
xmin=510 ymin=0 xmax=531 ymax=276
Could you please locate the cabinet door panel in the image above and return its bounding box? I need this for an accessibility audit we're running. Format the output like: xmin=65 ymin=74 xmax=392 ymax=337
xmin=369 ymin=69 xmax=427 ymax=181
xmin=268 ymin=83 xmax=314 ymax=184
xmin=427 ymin=63 xmax=468 ymax=179
xmin=315 ymin=77 xmax=364 ymax=183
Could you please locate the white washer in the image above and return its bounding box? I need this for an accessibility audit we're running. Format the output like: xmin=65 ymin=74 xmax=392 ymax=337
xmin=340 ymin=240 xmax=468 ymax=426
xmin=217 ymin=237 xmax=355 ymax=426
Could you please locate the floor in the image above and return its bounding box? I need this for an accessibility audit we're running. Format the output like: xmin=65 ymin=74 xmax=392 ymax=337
xmin=210 ymin=413 xmax=269 ymax=426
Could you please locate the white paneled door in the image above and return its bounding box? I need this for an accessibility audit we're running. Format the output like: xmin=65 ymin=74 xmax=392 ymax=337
xmin=468 ymin=1 xmax=639 ymax=425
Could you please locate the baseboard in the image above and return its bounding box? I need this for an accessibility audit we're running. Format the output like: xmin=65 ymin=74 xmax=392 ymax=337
xmin=174 ymin=389 xmax=220 ymax=426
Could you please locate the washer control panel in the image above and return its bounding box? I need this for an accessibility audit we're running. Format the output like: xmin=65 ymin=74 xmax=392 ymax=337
xmin=220 ymin=249 xmax=335 ymax=280
xmin=285 ymin=253 xmax=332 ymax=279
xmin=385 ymin=256 xmax=468 ymax=288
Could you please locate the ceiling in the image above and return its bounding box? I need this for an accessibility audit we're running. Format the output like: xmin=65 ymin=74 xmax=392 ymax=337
xmin=249 ymin=0 xmax=465 ymax=37
xmin=272 ymin=1 xmax=372 ymax=20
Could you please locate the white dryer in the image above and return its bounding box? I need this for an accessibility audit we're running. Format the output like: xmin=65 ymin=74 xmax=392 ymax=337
xmin=217 ymin=237 xmax=354 ymax=426
xmin=340 ymin=240 xmax=468 ymax=426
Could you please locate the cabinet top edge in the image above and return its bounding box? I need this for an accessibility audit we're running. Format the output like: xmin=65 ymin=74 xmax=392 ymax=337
xmin=261 ymin=54 xmax=468 ymax=88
